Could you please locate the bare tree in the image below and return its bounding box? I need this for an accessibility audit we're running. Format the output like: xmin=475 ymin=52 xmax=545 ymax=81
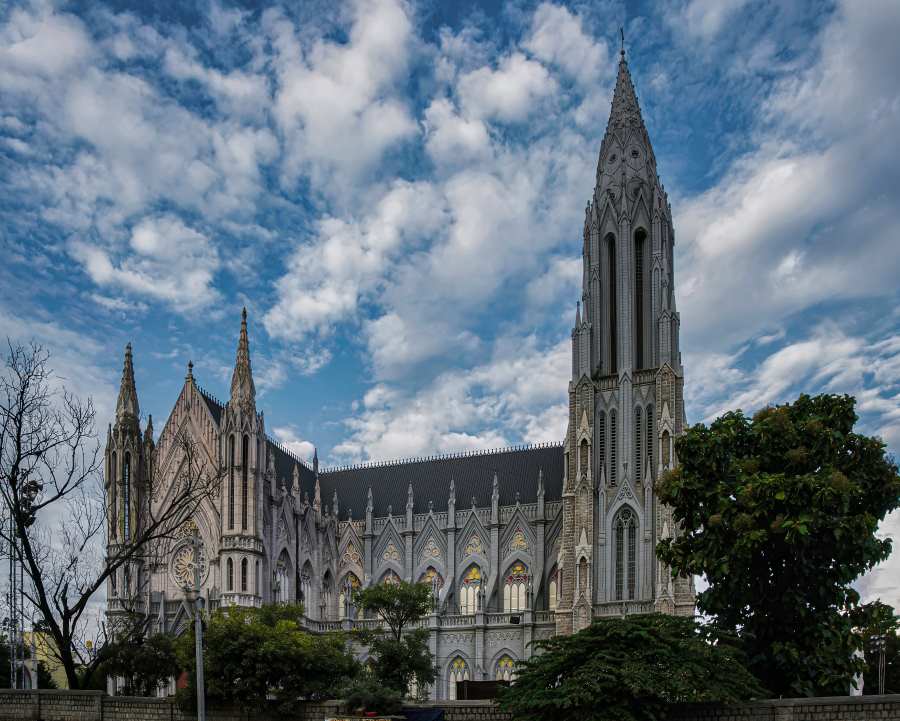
xmin=0 ymin=341 xmax=218 ymax=689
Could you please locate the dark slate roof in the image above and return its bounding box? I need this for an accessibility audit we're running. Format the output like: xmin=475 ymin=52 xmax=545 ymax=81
xmin=197 ymin=386 xmax=224 ymax=424
xmin=193 ymin=385 xmax=563 ymax=521
xmin=320 ymin=443 xmax=564 ymax=519
xmin=268 ymin=438 xmax=317 ymax=494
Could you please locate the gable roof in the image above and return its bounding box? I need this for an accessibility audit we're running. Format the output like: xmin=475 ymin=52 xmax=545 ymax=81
xmin=320 ymin=443 xmax=563 ymax=519
xmin=194 ymin=386 xmax=563 ymax=520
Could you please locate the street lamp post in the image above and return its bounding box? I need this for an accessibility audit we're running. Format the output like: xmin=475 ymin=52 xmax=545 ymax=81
xmin=182 ymin=533 xmax=206 ymax=721
xmin=872 ymin=634 xmax=887 ymax=696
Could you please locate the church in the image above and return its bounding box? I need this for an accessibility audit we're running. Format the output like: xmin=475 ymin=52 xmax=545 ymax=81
xmin=104 ymin=48 xmax=694 ymax=699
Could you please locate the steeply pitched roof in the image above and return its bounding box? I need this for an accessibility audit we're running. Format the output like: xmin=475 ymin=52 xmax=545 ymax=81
xmin=193 ymin=385 xmax=563 ymax=521
xmin=196 ymin=386 xmax=224 ymax=425
xmin=320 ymin=443 xmax=563 ymax=519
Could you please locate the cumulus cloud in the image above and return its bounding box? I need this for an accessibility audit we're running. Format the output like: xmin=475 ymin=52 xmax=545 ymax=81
xmin=265 ymin=0 xmax=417 ymax=193
xmin=457 ymin=52 xmax=557 ymax=123
xmin=334 ymin=334 xmax=569 ymax=462
xmin=273 ymin=425 xmax=316 ymax=462
xmin=677 ymin=0 xmax=900 ymax=353
xmin=70 ymin=215 xmax=221 ymax=311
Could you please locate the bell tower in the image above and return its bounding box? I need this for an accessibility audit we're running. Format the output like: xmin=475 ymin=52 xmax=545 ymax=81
xmin=556 ymin=46 xmax=693 ymax=634
xmin=105 ymin=344 xmax=148 ymax=622
xmin=220 ymin=308 xmax=266 ymax=606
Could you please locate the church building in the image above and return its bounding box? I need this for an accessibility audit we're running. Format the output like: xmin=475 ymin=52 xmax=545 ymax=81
xmin=104 ymin=48 xmax=694 ymax=699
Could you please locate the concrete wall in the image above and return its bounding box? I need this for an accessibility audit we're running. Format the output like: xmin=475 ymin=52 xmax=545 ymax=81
xmin=1 ymin=690 xmax=899 ymax=721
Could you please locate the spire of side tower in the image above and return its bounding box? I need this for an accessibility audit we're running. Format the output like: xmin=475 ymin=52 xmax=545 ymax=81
xmin=229 ymin=307 xmax=256 ymax=414
xmin=115 ymin=343 xmax=140 ymax=425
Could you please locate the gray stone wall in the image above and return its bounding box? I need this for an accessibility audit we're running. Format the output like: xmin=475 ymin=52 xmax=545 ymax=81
xmin=3 ymin=691 xmax=900 ymax=721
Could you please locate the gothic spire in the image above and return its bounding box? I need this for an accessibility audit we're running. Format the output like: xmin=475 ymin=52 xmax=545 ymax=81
xmin=115 ymin=343 xmax=139 ymax=425
xmin=229 ymin=307 xmax=256 ymax=414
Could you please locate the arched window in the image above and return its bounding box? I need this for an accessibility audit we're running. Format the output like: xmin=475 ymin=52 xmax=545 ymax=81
xmin=299 ymin=562 xmax=312 ymax=610
xmin=578 ymin=556 xmax=589 ymax=594
xmin=606 ymin=234 xmax=617 ymax=373
xmin=275 ymin=551 xmax=290 ymax=603
xmin=496 ymin=655 xmax=516 ymax=682
xmin=646 ymin=405 xmax=654 ymax=480
xmin=579 ymin=439 xmax=588 ymax=479
xmin=110 ymin=452 xmax=117 ymax=538
xmin=122 ymin=452 xmax=131 ymax=541
xmin=634 ymin=228 xmax=647 ymax=368
xmin=322 ymin=572 xmax=334 ymax=618
xmin=610 ymin=410 xmax=617 ymax=486
xmin=241 ymin=435 xmax=249 ymax=530
xmin=504 ymin=563 xmax=528 ymax=613
xmin=255 ymin=560 xmax=260 ymax=595
xmin=460 ymin=565 xmax=481 ymax=614
xmin=597 ymin=411 xmax=606 ymax=483
xmin=547 ymin=566 xmax=559 ymax=611
xmin=634 ymin=406 xmax=642 ymax=483
xmin=338 ymin=573 xmax=361 ymax=620
xmin=419 ymin=567 xmax=444 ymax=599
xmin=228 ymin=435 xmax=235 ymax=529
xmin=226 ymin=558 xmax=234 ymax=591
xmin=614 ymin=508 xmax=638 ymax=601
xmin=448 ymin=657 xmax=469 ymax=700
xmin=662 ymin=430 xmax=671 ymax=468
xmin=240 ymin=558 xmax=248 ymax=592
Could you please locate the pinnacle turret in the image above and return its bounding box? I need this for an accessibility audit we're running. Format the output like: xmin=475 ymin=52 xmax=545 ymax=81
xmin=115 ymin=343 xmax=140 ymax=425
xmin=229 ymin=307 xmax=256 ymax=414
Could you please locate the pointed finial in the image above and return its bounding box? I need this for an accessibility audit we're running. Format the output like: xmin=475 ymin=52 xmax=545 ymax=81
xmin=620 ymin=26 xmax=625 ymax=59
xmin=144 ymin=414 xmax=154 ymax=444
xmin=313 ymin=475 xmax=321 ymax=512
xmin=292 ymin=463 xmax=300 ymax=493
xmin=449 ymin=478 xmax=456 ymax=503
xmin=115 ymin=343 xmax=139 ymax=424
xmin=366 ymin=486 xmax=373 ymax=513
xmin=186 ymin=360 xmax=193 ymax=381
xmin=537 ymin=468 xmax=544 ymax=493
xmin=333 ymin=489 xmax=339 ymax=517
xmin=407 ymin=483 xmax=414 ymax=510
xmin=575 ymin=301 xmax=581 ymax=327
xmin=229 ymin=307 xmax=256 ymax=413
xmin=313 ymin=446 xmax=319 ymax=474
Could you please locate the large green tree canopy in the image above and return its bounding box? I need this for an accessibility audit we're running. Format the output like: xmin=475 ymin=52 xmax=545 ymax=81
xmin=498 ymin=614 xmax=762 ymax=721
xmin=657 ymin=394 xmax=900 ymax=697
xmin=176 ymin=603 xmax=358 ymax=712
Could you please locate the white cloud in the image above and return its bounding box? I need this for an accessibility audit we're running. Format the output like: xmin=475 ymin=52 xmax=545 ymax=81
xmin=457 ymin=52 xmax=557 ymax=123
xmin=677 ymin=0 xmax=900 ymax=353
xmin=523 ymin=3 xmax=608 ymax=89
xmin=264 ymin=180 xmax=447 ymax=340
xmin=672 ymin=0 xmax=751 ymax=41
xmin=265 ymin=0 xmax=417 ymax=193
xmin=272 ymin=425 xmax=316 ymax=463
xmin=422 ymin=98 xmax=492 ymax=168
xmin=70 ymin=215 xmax=221 ymax=311
xmin=334 ymin=334 xmax=568 ymax=462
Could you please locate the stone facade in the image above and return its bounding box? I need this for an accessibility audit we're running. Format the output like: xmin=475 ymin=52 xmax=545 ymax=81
xmin=104 ymin=49 xmax=693 ymax=700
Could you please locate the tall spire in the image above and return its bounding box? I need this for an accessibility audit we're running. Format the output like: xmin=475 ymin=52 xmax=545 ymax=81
xmin=115 ymin=343 xmax=139 ymax=424
xmin=229 ymin=307 xmax=256 ymax=414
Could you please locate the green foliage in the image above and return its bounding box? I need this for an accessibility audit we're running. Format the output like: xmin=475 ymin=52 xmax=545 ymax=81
xmin=656 ymin=393 xmax=900 ymax=697
xmin=341 ymin=675 xmax=404 ymax=715
xmin=498 ymin=614 xmax=763 ymax=721
xmin=354 ymin=581 xmax=436 ymax=697
xmin=176 ymin=603 xmax=359 ymax=713
xmin=102 ymin=632 xmax=177 ymax=696
xmin=854 ymin=601 xmax=900 ymax=695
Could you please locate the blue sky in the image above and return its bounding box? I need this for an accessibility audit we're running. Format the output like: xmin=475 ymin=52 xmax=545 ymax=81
xmin=1 ymin=0 xmax=899 ymax=607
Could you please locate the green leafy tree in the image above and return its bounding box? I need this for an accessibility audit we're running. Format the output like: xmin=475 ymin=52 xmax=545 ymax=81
xmin=853 ymin=600 xmax=900 ymax=695
xmin=176 ymin=603 xmax=358 ymax=713
xmin=102 ymin=631 xmax=176 ymax=696
xmin=354 ymin=581 xmax=435 ymax=699
xmin=498 ymin=614 xmax=763 ymax=721
xmin=656 ymin=394 xmax=900 ymax=697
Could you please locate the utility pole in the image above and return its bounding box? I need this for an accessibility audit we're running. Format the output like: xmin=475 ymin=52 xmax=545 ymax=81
xmin=183 ymin=533 xmax=206 ymax=721
xmin=872 ymin=634 xmax=887 ymax=695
